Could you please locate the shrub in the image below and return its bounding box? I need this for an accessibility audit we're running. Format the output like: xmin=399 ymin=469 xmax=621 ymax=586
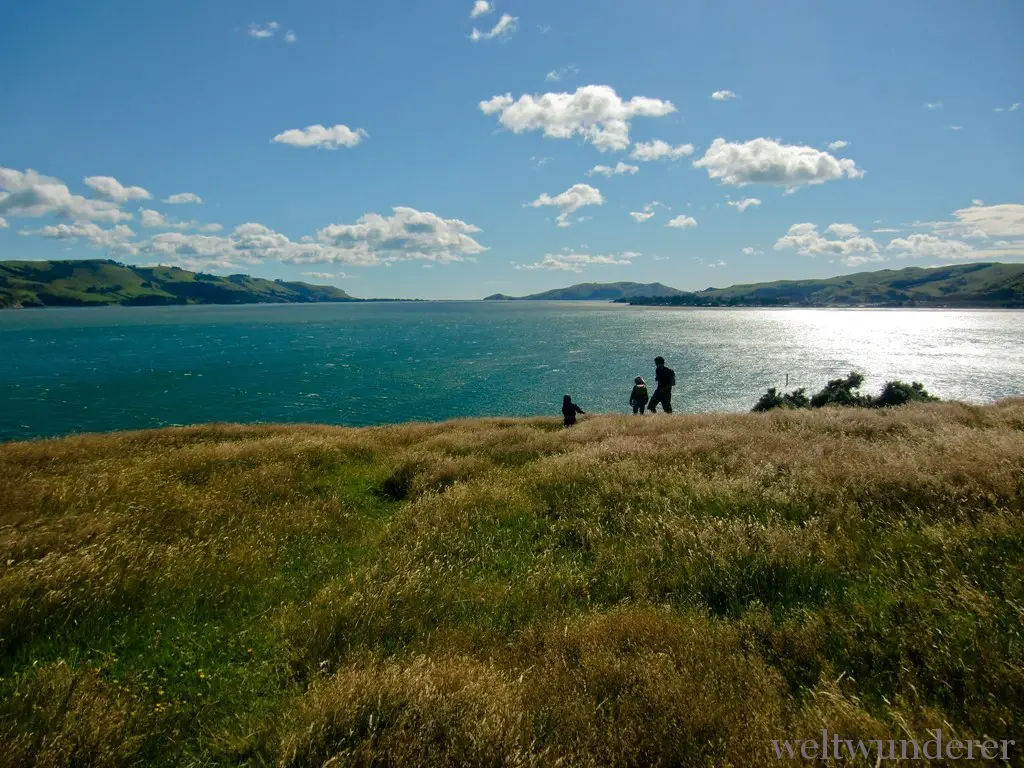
xmin=870 ymin=379 xmax=940 ymax=408
xmin=753 ymin=372 xmax=939 ymax=412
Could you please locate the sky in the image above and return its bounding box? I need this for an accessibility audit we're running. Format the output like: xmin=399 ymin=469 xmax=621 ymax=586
xmin=1 ymin=0 xmax=1022 ymax=300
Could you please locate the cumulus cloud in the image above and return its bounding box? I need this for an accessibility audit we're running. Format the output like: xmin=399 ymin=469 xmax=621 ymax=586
xmin=629 ymin=201 xmax=668 ymax=223
xmin=951 ymin=203 xmax=1024 ymax=237
xmin=693 ymin=138 xmax=864 ymax=188
xmin=925 ymin=101 xmax=943 ymax=110
xmin=480 ymin=85 xmax=676 ymax=152
xmin=0 ymin=217 xmax=7 ymax=229
xmin=249 ymin=22 xmax=279 ymax=39
xmin=284 ymin=30 xmax=297 ymax=43
xmin=825 ymin=223 xmax=860 ymax=238
xmin=887 ymin=234 xmax=976 ymax=260
xmin=312 ymin=207 xmax=487 ymax=264
xmin=774 ymin=222 xmax=881 ymax=266
xmin=302 ymin=271 xmax=352 ymax=280
xmin=199 ymin=223 xmax=223 ymax=233
xmin=528 ymin=183 xmax=604 ymax=227
xmin=0 ymin=167 xmax=131 ymax=223
xmin=272 ymin=124 xmax=368 ymax=149
xmin=165 ymin=192 xmax=203 ymax=205
xmin=630 ymin=140 xmax=694 ymax=161
xmin=828 ymin=140 xmax=849 ymax=150
xmin=27 ymin=222 xmax=137 ymax=253
xmin=587 ymin=162 xmax=638 ymax=177
xmin=470 ymin=14 xmax=517 ymax=41
xmin=515 ymin=251 xmax=638 ymax=272
xmin=711 ymin=90 xmax=737 ymax=101
xmin=994 ymin=103 xmax=1020 ymax=113
xmin=545 ymin=64 xmax=579 ymax=82
xmin=726 ymin=198 xmax=761 ymax=213
xmin=470 ymin=0 xmax=493 ymax=18
xmin=83 ymin=176 xmax=151 ymax=203
xmin=742 ymin=247 xmax=763 ymax=256
xmin=666 ymin=215 xmax=697 ymax=229
xmin=140 ymin=209 xmax=192 ymax=230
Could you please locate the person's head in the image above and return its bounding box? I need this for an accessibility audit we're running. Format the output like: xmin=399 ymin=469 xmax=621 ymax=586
xmin=563 ymin=394 xmax=572 ymax=403
xmin=654 ymin=356 xmax=665 ymax=367
xmin=635 ymin=376 xmax=645 ymax=385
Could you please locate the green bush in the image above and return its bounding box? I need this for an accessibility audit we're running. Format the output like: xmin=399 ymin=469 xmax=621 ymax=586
xmin=752 ymin=372 xmax=939 ymax=412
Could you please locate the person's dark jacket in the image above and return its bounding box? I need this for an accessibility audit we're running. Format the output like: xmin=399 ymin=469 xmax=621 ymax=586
xmin=655 ymin=365 xmax=675 ymax=389
xmin=562 ymin=399 xmax=585 ymax=425
xmin=629 ymin=384 xmax=649 ymax=406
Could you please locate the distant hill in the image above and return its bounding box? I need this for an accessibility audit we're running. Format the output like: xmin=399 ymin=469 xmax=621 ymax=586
xmin=620 ymin=263 xmax=1024 ymax=308
xmin=484 ymin=282 xmax=687 ymax=301
xmin=0 ymin=259 xmax=358 ymax=308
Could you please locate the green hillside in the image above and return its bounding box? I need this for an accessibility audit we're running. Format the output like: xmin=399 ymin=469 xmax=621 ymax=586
xmin=623 ymin=263 xmax=1024 ymax=307
xmin=0 ymin=259 xmax=357 ymax=308
xmin=484 ymin=281 xmax=687 ymax=301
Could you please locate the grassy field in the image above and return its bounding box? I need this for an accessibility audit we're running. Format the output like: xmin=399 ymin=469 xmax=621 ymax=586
xmin=2 ymin=402 xmax=1023 ymax=766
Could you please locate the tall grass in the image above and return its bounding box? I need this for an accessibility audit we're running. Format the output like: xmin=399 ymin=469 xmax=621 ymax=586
xmin=1 ymin=401 xmax=1023 ymax=766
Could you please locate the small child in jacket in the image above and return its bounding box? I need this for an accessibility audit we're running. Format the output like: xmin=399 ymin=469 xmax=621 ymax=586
xmin=562 ymin=394 xmax=585 ymax=427
xmin=629 ymin=376 xmax=649 ymax=414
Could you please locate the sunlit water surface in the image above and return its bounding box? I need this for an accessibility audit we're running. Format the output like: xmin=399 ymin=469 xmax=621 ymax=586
xmin=1 ymin=302 xmax=1021 ymax=441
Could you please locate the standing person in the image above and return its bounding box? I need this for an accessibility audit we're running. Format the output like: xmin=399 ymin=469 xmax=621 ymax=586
xmin=562 ymin=394 xmax=585 ymax=427
xmin=648 ymin=356 xmax=675 ymax=413
xmin=629 ymin=376 xmax=649 ymax=414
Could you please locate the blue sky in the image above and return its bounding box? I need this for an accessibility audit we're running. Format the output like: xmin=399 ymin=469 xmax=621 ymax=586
xmin=1 ymin=0 xmax=1022 ymax=299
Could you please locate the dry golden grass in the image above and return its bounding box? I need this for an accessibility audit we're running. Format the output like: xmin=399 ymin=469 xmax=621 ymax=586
xmin=1 ymin=400 xmax=1023 ymax=766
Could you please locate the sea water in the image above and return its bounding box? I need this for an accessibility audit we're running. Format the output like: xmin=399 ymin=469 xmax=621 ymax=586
xmin=1 ymin=302 xmax=1022 ymax=442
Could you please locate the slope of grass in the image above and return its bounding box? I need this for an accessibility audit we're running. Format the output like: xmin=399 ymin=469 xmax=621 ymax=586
xmin=0 ymin=260 xmax=356 ymax=308
xmin=2 ymin=402 xmax=1023 ymax=766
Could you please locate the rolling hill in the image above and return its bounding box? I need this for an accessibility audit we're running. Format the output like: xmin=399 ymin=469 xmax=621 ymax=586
xmin=483 ymin=281 xmax=688 ymax=301
xmin=621 ymin=263 xmax=1024 ymax=308
xmin=0 ymin=259 xmax=357 ymax=308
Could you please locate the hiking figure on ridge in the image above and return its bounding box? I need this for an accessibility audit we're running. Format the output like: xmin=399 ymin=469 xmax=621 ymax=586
xmin=629 ymin=376 xmax=649 ymax=414
xmin=649 ymin=356 xmax=675 ymax=413
xmin=562 ymin=394 xmax=585 ymax=427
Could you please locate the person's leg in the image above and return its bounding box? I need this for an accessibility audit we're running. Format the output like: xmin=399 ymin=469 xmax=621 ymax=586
xmin=632 ymin=405 xmax=639 ymax=414
xmin=663 ymin=390 xmax=673 ymax=413
xmin=649 ymin=389 xmax=663 ymax=412
xmin=640 ymin=403 xmax=646 ymax=414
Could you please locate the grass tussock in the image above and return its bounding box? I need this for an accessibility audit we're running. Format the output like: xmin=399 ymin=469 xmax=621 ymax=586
xmin=2 ymin=400 xmax=1024 ymax=766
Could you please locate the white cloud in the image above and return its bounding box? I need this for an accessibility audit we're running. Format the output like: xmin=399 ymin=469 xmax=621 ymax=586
xmin=0 ymin=167 xmax=131 ymax=223
xmin=825 ymin=223 xmax=860 ymax=238
xmin=284 ymin=30 xmax=297 ymax=44
xmin=726 ymin=197 xmax=761 ymax=213
xmin=666 ymin=215 xmax=697 ymax=229
xmin=26 ymin=222 xmax=137 ymax=253
xmin=470 ymin=14 xmax=517 ymax=42
xmin=312 ymin=207 xmax=487 ymax=264
xmin=774 ymin=222 xmax=881 ymax=266
xmin=199 ymin=223 xmax=223 ymax=233
xmin=630 ymin=140 xmax=694 ymax=161
xmin=947 ymin=125 xmax=963 ymax=131
xmin=545 ymin=64 xmax=579 ymax=82
xmin=887 ymin=233 xmax=976 ymax=260
xmin=630 ymin=211 xmax=654 ymax=223
xmin=711 ymin=90 xmax=736 ymax=101
xmin=587 ymin=162 xmax=638 ymax=177
xmin=140 ymin=209 xmax=191 ymax=230
xmin=708 ymin=260 xmax=727 ymax=268
xmin=83 ymin=176 xmax=151 ymax=203
xmin=480 ymin=85 xmax=676 ymax=152
xmin=302 ymin=271 xmax=352 ymax=280
xmin=742 ymin=247 xmax=763 ymax=256
xmin=165 ymin=192 xmax=203 ymax=205
xmin=951 ymin=203 xmax=1024 ymax=238
xmin=693 ymin=138 xmax=864 ymax=188
xmin=515 ymin=251 xmax=638 ymax=272
xmin=470 ymin=0 xmax=493 ymax=18
xmin=0 ymin=217 xmax=7 ymax=229
xmin=272 ymin=124 xmax=368 ymax=149
xmin=971 ymin=199 xmax=984 ymax=206
xmin=828 ymin=140 xmax=849 ymax=151
xmin=528 ymin=183 xmax=604 ymax=227
xmin=872 ymin=228 xmax=900 ymax=234
xmin=925 ymin=101 xmax=943 ymax=110
xmin=249 ymin=22 xmax=279 ymax=39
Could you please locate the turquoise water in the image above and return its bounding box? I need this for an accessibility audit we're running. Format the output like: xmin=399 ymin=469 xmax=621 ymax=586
xmin=1 ymin=302 xmax=1022 ymax=442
